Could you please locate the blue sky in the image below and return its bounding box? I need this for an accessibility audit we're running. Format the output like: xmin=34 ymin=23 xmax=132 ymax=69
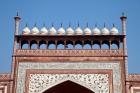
xmin=0 ymin=0 xmax=140 ymax=73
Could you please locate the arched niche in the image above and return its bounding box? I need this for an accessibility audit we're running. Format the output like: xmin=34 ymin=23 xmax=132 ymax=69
xmin=75 ymin=40 xmax=82 ymax=49
xmin=101 ymin=40 xmax=110 ymax=49
xmin=57 ymin=40 xmax=64 ymax=49
xmin=111 ymin=40 xmax=119 ymax=49
xmin=66 ymin=41 xmax=74 ymax=49
xmin=48 ymin=41 xmax=55 ymax=49
xmin=21 ymin=40 xmax=29 ymax=49
xmin=39 ymin=40 xmax=47 ymax=49
xmin=30 ymin=40 xmax=38 ymax=49
xmin=40 ymin=80 xmax=95 ymax=93
xmin=93 ymin=40 xmax=100 ymax=49
xmin=83 ymin=40 xmax=91 ymax=49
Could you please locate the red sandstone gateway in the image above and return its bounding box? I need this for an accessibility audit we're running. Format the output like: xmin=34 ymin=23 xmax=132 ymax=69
xmin=0 ymin=13 xmax=140 ymax=93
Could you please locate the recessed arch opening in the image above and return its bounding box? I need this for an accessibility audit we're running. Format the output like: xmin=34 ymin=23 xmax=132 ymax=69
xmin=75 ymin=40 xmax=82 ymax=49
xmin=111 ymin=40 xmax=119 ymax=49
xmin=30 ymin=40 xmax=38 ymax=49
xmin=48 ymin=41 xmax=55 ymax=49
xmin=21 ymin=40 xmax=29 ymax=49
xmin=102 ymin=40 xmax=110 ymax=49
xmin=83 ymin=40 xmax=91 ymax=49
xmin=57 ymin=40 xmax=65 ymax=49
xmin=66 ymin=41 xmax=73 ymax=49
xmin=42 ymin=80 xmax=94 ymax=93
xmin=93 ymin=40 xmax=100 ymax=49
xmin=39 ymin=40 xmax=47 ymax=49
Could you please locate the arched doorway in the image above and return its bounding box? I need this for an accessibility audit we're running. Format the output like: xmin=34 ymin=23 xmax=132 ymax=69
xmin=42 ymin=80 xmax=94 ymax=93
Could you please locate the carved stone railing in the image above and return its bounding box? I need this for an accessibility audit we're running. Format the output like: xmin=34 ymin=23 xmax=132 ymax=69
xmin=127 ymin=74 xmax=140 ymax=81
xmin=15 ymin=49 xmax=123 ymax=57
xmin=0 ymin=74 xmax=11 ymax=81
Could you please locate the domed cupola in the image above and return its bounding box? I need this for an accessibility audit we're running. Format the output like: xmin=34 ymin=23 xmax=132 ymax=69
xmin=40 ymin=24 xmax=48 ymax=35
xmin=101 ymin=23 xmax=110 ymax=35
xmin=57 ymin=23 xmax=65 ymax=35
xmin=22 ymin=24 xmax=30 ymax=35
xmin=75 ymin=22 xmax=83 ymax=35
xmin=93 ymin=24 xmax=101 ymax=35
xmin=31 ymin=23 xmax=39 ymax=35
xmin=66 ymin=23 xmax=74 ymax=35
xmin=110 ymin=24 xmax=119 ymax=35
xmin=84 ymin=23 xmax=92 ymax=35
xmin=49 ymin=23 xmax=56 ymax=35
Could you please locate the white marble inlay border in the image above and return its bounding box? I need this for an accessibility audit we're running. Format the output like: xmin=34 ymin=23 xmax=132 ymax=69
xmin=16 ymin=62 xmax=121 ymax=93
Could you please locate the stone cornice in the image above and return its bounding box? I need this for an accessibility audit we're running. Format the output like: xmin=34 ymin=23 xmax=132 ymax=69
xmin=14 ymin=49 xmax=124 ymax=57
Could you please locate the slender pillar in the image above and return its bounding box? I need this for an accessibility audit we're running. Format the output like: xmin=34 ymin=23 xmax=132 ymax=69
xmin=37 ymin=41 xmax=39 ymax=49
xmin=46 ymin=41 xmax=48 ymax=49
xmin=120 ymin=13 xmax=128 ymax=73
xmin=64 ymin=41 xmax=66 ymax=49
xmin=13 ymin=12 xmax=21 ymax=53
xmin=82 ymin=41 xmax=84 ymax=49
xmin=29 ymin=41 xmax=31 ymax=49
xmin=14 ymin=12 xmax=21 ymax=35
xmin=73 ymin=41 xmax=75 ymax=49
xmin=19 ymin=41 xmax=21 ymax=49
xmin=109 ymin=40 xmax=111 ymax=49
xmin=12 ymin=13 xmax=20 ymax=92
xmin=55 ymin=41 xmax=57 ymax=49
xmin=100 ymin=41 xmax=102 ymax=49
xmin=91 ymin=41 xmax=93 ymax=49
xmin=12 ymin=13 xmax=21 ymax=93
xmin=118 ymin=41 xmax=120 ymax=49
xmin=120 ymin=13 xmax=127 ymax=55
xmin=120 ymin=13 xmax=128 ymax=93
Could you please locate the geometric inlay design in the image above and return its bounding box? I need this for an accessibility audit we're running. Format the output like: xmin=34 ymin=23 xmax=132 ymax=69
xmin=29 ymin=74 xmax=109 ymax=93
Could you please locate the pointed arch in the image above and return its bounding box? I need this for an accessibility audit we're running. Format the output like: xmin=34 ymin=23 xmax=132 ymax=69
xmin=75 ymin=40 xmax=82 ymax=49
xmin=66 ymin=40 xmax=74 ymax=49
xmin=57 ymin=40 xmax=64 ymax=49
xmin=39 ymin=40 xmax=47 ymax=49
xmin=102 ymin=40 xmax=110 ymax=49
xmin=39 ymin=78 xmax=95 ymax=93
xmin=111 ymin=40 xmax=119 ymax=49
xmin=83 ymin=40 xmax=92 ymax=49
xmin=48 ymin=40 xmax=55 ymax=49
xmin=93 ymin=40 xmax=100 ymax=49
xmin=21 ymin=40 xmax=29 ymax=49
xmin=30 ymin=40 xmax=38 ymax=49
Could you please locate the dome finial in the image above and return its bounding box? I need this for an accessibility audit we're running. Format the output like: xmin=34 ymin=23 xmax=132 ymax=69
xmin=25 ymin=23 xmax=28 ymax=27
xmin=86 ymin=22 xmax=88 ymax=27
xmin=122 ymin=12 xmax=125 ymax=16
xmin=68 ymin=22 xmax=71 ymax=27
xmin=78 ymin=21 xmax=80 ymax=27
xmin=95 ymin=22 xmax=98 ymax=27
xmin=104 ymin=22 xmax=106 ymax=27
xmin=34 ymin=22 xmax=37 ymax=27
xmin=52 ymin=22 xmax=54 ymax=27
xmin=61 ymin=22 xmax=63 ymax=27
xmin=16 ymin=12 xmax=19 ymax=16
xmin=113 ymin=23 xmax=115 ymax=27
xmin=43 ymin=21 xmax=46 ymax=27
